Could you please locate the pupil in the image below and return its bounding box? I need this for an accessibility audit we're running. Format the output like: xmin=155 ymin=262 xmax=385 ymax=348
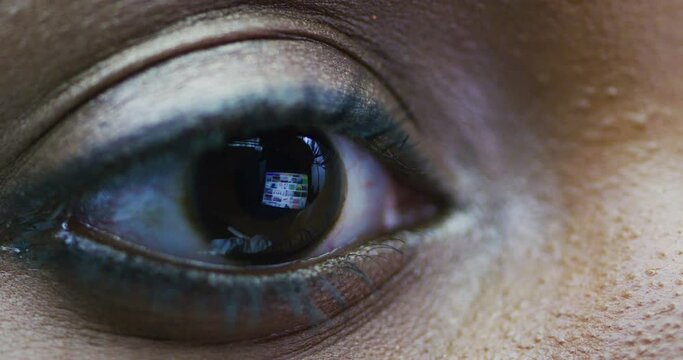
xmin=191 ymin=130 xmax=344 ymax=265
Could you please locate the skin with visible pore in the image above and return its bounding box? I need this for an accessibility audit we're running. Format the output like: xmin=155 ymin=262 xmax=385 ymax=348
xmin=1 ymin=1 xmax=683 ymax=358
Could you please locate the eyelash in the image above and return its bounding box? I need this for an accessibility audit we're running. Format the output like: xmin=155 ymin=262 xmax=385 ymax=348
xmin=5 ymin=198 xmax=417 ymax=343
xmin=53 ymin=225 xmax=411 ymax=326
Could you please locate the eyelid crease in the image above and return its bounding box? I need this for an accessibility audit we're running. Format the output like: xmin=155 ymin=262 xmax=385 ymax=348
xmin=1 ymin=8 xmax=412 ymax=179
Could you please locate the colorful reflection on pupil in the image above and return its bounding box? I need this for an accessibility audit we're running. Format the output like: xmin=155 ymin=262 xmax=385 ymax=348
xmin=262 ymin=172 xmax=308 ymax=210
xmin=192 ymin=131 xmax=343 ymax=264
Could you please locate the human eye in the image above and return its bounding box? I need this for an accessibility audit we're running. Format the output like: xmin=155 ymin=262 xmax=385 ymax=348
xmin=0 ymin=39 xmax=455 ymax=343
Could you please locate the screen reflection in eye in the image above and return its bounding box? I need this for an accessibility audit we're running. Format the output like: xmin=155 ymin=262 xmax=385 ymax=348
xmin=1 ymin=40 xmax=453 ymax=342
xmin=196 ymin=133 xmax=336 ymax=263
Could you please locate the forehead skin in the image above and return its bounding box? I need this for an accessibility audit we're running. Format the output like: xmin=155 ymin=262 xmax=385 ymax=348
xmin=2 ymin=0 xmax=683 ymax=358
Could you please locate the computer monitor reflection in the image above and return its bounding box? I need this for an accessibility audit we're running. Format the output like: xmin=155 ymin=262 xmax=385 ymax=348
xmin=262 ymin=172 xmax=309 ymax=210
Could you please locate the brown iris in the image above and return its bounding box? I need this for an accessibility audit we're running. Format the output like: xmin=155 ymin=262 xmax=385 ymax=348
xmin=191 ymin=129 xmax=345 ymax=265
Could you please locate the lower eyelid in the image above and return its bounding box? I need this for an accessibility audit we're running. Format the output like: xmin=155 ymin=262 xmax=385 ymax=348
xmin=21 ymin=224 xmax=414 ymax=342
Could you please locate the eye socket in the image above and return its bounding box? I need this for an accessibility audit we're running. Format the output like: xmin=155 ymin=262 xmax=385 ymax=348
xmin=0 ymin=39 xmax=453 ymax=342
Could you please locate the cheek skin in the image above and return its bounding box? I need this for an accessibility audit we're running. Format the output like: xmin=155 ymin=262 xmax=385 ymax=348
xmin=436 ymin=2 xmax=683 ymax=358
xmin=547 ymin=116 xmax=683 ymax=358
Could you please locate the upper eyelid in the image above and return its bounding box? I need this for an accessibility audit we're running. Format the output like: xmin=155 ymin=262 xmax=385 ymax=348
xmin=0 ymin=9 xmax=391 ymax=175
xmin=16 ymin=39 xmax=416 ymax=178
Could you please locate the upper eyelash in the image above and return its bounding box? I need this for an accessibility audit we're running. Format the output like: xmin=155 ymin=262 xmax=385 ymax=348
xmin=0 ymin=86 xmax=433 ymax=234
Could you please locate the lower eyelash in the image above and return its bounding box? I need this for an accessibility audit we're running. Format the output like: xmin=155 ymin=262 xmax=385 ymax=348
xmin=4 ymin=215 xmax=411 ymax=342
